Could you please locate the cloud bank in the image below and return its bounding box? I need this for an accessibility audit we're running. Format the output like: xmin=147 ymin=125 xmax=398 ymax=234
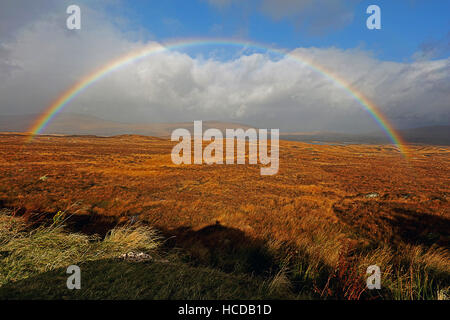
xmin=0 ymin=1 xmax=448 ymax=133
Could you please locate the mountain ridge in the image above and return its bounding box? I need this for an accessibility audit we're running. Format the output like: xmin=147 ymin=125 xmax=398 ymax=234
xmin=1 ymin=113 xmax=448 ymax=145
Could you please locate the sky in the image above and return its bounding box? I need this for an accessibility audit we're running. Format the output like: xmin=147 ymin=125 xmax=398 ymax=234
xmin=0 ymin=0 xmax=449 ymax=133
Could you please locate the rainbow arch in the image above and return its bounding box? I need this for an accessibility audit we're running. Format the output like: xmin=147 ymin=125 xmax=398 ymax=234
xmin=26 ymin=37 xmax=408 ymax=158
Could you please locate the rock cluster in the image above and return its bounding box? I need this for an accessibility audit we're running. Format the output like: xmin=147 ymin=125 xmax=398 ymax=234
xmin=119 ymin=251 xmax=153 ymax=262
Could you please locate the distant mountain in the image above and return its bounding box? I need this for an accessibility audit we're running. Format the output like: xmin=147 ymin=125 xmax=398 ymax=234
xmin=280 ymin=126 xmax=450 ymax=146
xmin=1 ymin=113 xmax=448 ymax=145
xmin=280 ymin=131 xmax=390 ymax=145
xmin=0 ymin=113 xmax=254 ymax=137
xmin=397 ymin=126 xmax=450 ymax=146
xmin=0 ymin=114 xmax=36 ymax=132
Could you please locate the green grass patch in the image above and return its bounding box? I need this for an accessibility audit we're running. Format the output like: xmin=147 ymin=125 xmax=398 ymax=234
xmin=0 ymin=213 xmax=296 ymax=300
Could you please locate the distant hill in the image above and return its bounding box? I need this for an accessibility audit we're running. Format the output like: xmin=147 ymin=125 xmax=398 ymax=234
xmin=0 ymin=113 xmax=448 ymax=145
xmin=0 ymin=114 xmax=36 ymax=132
xmin=0 ymin=113 xmax=254 ymax=137
xmin=280 ymin=126 xmax=450 ymax=146
xmin=397 ymin=126 xmax=450 ymax=146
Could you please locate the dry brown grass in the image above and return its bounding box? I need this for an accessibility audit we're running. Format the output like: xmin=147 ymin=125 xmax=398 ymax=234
xmin=0 ymin=133 xmax=448 ymax=299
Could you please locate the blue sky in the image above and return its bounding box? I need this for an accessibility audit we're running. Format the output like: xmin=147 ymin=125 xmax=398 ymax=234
xmin=112 ymin=0 xmax=449 ymax=61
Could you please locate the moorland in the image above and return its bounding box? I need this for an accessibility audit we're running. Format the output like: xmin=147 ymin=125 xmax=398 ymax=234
xmin=0 ymin=133 xmax=448 ymax=299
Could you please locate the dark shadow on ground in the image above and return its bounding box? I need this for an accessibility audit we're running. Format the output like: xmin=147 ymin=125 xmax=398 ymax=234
xmin=16 ymin=207 xmax=281 ymax=277
xmin=0 ymin=258 xmax=288 ymax=300
xmin=7 ymin=207 xmax=281 ymax=277
xmin=2 ymin=209 xmax=406 ymax=300
xmin=157 ymin=222 xmax=277 ymax=276
xmin=333 ymin=200 xmax=450 ymax=247
xmin=388 ymin=207 xmax=450 ymax=247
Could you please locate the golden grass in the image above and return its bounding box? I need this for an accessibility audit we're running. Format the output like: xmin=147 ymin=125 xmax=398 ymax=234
xmin=0 ymin=134 xmax=448 ymax=299
xmin=0 ymin=212 xmax=160 ymax=287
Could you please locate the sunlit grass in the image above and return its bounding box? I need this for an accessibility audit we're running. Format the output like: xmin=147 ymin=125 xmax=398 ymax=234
xmin=0 ymin=135 xmax=448 ymax=299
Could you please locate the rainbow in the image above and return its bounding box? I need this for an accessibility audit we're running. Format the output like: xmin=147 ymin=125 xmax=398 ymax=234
xmin=26 ymin=37 xmax=408 ymax=158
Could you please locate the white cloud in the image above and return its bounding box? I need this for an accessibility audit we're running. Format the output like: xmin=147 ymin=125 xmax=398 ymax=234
xmin=413 ymin=32 xmax=450 ymax=61
xmin=0 ymin=2 xmax=448 ymax=133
